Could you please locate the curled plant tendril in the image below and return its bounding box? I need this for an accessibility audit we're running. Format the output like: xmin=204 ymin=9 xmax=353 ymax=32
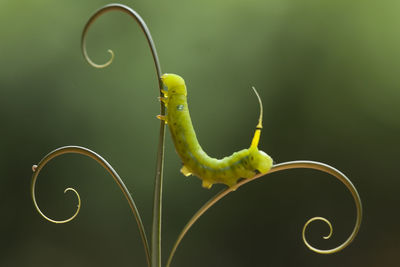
xmin=83 ymin=48 xmax=114 ymax=69
xmin=303 ymin=217 xmax=333 ymax=246
xmin=81 ymin=4 xmax=165 ymax=266
xmin=31 ymin=146 xmax=151 ymax=267
xmin=31 ymin=166 xmax=81 ymax=224
xmin=31 ymin=167 xmax=81 ymax=224
xmin=166 ymin=160 xmax=362 ymax=267
xmin=81 ymin=3 xmax=162 ymax=80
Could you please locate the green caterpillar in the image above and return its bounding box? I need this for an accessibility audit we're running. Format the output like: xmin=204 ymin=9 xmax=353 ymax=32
xmin=158 ymin=73 xmax=273 ymax=189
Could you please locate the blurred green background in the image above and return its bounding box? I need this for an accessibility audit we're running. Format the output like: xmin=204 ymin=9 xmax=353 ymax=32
xmin=1 ymin=0 xmax=399 ymax=266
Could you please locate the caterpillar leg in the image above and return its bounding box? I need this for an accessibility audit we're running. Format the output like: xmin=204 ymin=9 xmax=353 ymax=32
xmin=156 ymin=115 xmax=168 ymax=124
xmin=158 ymin=96 xmax=169 ymax=106
xmin=161 ymin=89 xmax=168 ymax=97
xmin=202 ymin=180 xmax=213 ymax=189
xmin=180 ymin=165 xmax=192 ymax=176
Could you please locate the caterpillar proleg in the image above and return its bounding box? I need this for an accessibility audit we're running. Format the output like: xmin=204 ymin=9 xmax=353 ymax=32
xmin=158 ymin=73 xmax=273 ymax=189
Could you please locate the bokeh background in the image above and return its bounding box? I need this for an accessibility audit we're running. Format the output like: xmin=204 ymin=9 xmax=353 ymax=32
xmin=1 ymin=0 xmax=399 ymax=266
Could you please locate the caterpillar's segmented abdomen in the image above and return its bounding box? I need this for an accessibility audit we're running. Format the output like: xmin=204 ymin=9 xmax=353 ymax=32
xmin=161 ymin=73 xmax=273 ymax=188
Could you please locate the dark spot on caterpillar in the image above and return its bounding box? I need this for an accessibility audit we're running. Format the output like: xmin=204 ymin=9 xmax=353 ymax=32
xmin=251 ymin=156 xmax=254 ymax=160
xmin=173 ymin=122 xmax=177 ymax=126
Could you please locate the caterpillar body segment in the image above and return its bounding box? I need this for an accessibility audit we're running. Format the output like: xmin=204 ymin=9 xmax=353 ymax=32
xmin=160 ymin=73 xmax=273 ymax=188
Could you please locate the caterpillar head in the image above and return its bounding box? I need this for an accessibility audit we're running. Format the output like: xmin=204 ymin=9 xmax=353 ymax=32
xmin=161 ymin=73 xmax=187 ymax=96
xmin=249 ymin=149 xmax=273 ymax=174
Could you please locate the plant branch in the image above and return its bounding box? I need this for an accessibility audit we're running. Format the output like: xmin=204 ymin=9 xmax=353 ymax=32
xmin=81 ymin=4 xmax=165 ymax=267
xmin=166 ymin=160 xmax=362 ymax=266
xmin=31 ymin=146 xmax=151 ymax=266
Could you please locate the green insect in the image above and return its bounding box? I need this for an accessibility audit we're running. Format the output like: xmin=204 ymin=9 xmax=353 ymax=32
xmin=158 ymin=73 xmax=273 ymax=189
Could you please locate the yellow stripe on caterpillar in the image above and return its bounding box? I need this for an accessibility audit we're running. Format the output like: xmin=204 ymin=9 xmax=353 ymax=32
xmin=161 ymin=73 xmax=273 ymax=189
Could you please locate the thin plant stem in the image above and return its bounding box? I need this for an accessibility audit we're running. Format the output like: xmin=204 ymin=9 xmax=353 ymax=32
xmin=166 ymin=160 xmax=362 ymax=267
xmin=81 ymin=4 xmax=165 ymax=267
xmin=31 ymin=146 xmax=151 ymax=266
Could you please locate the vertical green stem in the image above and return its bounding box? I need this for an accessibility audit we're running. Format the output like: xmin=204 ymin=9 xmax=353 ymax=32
xmin=152 ymin=116 xmax=166 ymax=267
xmin=152 ymin=66 xmax=166 ymax=267
xmin=149 ymin=21 xmax=165 ymax=267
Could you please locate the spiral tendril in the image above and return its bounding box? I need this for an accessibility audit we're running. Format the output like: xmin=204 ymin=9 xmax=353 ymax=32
xmin=81 ymin=3 xmax=162 ymax=80
xmin=302 ymin=216 xmax=334 ymax=253
xmin=84 ymin=48 xmax=114 ymax=69
xmin=31 ymin=171 xmax=81 ymax=224
xmin=166 ymin=160 xmax=362 ymax=267
xmin=30 ymin=146 xmax=151 ymax=266
xmin=31 ymin=161 xmax=81 ymax=224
